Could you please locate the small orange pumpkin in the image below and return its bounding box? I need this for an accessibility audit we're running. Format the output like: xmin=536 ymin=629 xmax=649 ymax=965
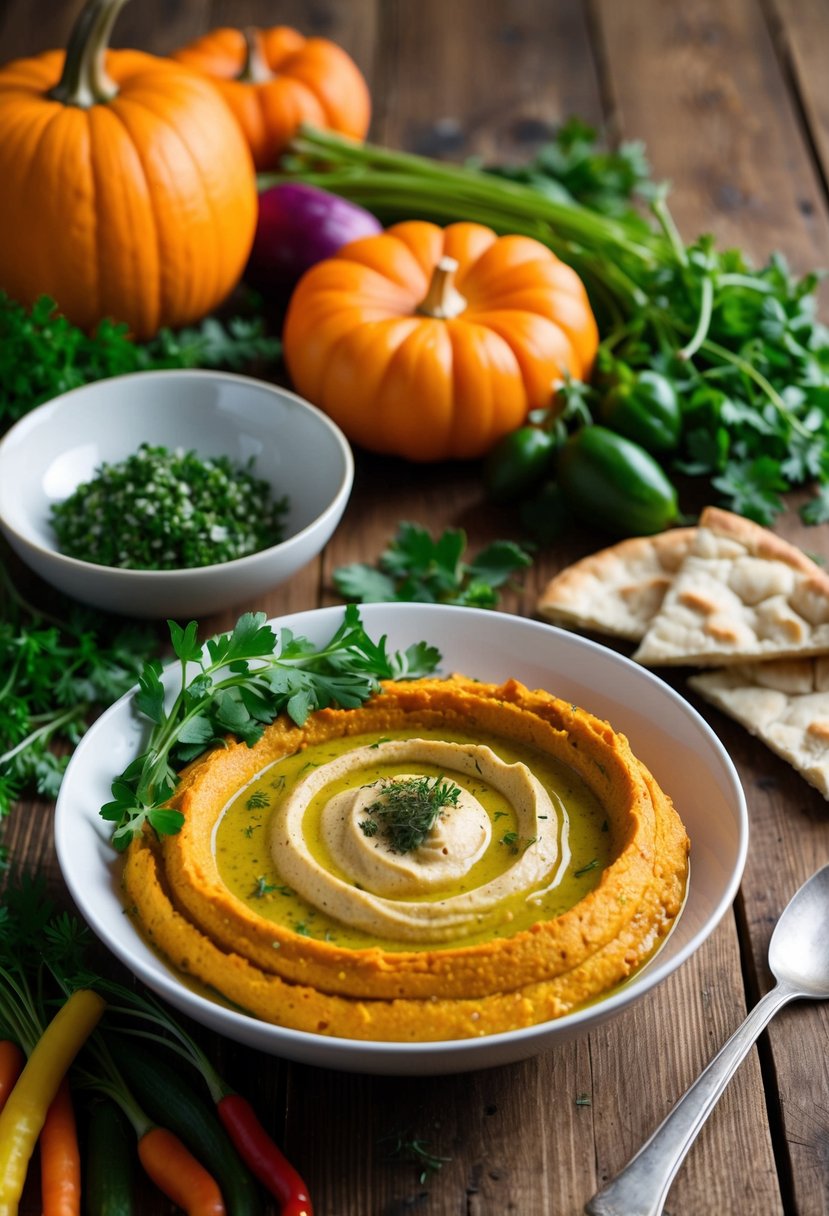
xmin=282 ymin=220 xmax=599 ymax=462
xmin=172 ymin=26 xmax=371 ymax=171
xmin=0 ymin=0 xmax=257 ymax=339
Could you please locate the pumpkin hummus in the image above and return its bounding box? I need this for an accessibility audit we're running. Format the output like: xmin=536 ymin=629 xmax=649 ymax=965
xmin=123 ymin=675 xmax=689 ymax=1042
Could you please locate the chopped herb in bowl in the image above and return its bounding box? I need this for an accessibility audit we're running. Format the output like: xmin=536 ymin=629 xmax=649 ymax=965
xmin=50 ymin=443 xmax=289 ymax=570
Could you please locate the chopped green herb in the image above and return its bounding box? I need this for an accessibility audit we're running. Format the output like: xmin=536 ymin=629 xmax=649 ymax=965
xmin=369 ymin=737 xmax=392 ymax=748
xmin=360 ymin=775 xmax=461 ymax=854
xmin=575 ymin=1093 xmax=592 ymax=1107
xmin=493 ymin=810 xmax=509 ymax=822
xmin=50 ymin=443 xmax=289 ymax=571
xmin=381 ymin=1129 xmax=451 ymax=1186
xmin=252 ymin=876 xmax=277 ymax=898
xmin=243 ymin=825 xmax=256 ymax=838
xmin=246 ymin=790 xmax=270 ymax=810
xmin=500 ymin=831 xmax=520 ymax=854
xmin=574 ymin=858 xmax=600 ymax=877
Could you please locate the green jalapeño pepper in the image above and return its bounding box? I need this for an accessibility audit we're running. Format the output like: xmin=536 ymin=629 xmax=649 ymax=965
xmin=484 ymin=425 xmax=557 ymax=503
xmin=556 ymin=425 xmax=678 ymax=537
xmin=598 ymin=370 xmax=681 ymax=453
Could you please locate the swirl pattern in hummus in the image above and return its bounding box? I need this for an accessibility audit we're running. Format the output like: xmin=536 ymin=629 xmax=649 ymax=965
xmin=123 ymin=675 xmax=690 ymax=1042
xmin=275 ymin=738 xmax=560 ymax=941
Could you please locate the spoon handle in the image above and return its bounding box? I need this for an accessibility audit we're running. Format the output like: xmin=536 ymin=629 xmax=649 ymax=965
xmin=584 ymin=979 xmax=798 ymax=1216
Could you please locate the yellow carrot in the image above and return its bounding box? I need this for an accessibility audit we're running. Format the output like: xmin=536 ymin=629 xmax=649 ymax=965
xmin=0 ymin=989 xmax=105 ymax=1216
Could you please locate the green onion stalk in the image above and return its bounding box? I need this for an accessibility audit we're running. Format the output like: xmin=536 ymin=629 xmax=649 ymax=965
xmin=266 ymin=127 xmax=689 ymax=325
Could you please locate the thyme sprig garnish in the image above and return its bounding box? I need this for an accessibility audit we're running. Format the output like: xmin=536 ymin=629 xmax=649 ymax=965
xmin=101 ymin=605 xmax=440 ymax=851
xmin=381 ymin=1128 xmax=452 ymax=1185
xmin=359 ymin=774 xmax=461 ymax=854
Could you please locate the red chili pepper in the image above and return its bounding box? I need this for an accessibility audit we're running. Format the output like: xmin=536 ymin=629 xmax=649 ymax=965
xmin=216 ymin=1093 xmax=313 ymax=1216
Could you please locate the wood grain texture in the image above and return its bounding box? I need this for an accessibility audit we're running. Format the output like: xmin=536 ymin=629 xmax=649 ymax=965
xmin=592 ymin=0 xmax=829 ymax=270
xmin=2 ymin=0 xmax=829 ymax=1212
xmin=593 ymin=4 xmax=829 ymax=1208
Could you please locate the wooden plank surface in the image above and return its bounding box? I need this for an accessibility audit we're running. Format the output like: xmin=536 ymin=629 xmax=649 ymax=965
xmin=594 ymin=3 xmax=829 ymax=1213
xmin=2 ymin=1 xmax=829 ymax=1213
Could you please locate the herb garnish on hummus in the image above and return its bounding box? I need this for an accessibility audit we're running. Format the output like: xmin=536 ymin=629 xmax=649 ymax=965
xmin=358 ymin=774 xmax=462 ymax=852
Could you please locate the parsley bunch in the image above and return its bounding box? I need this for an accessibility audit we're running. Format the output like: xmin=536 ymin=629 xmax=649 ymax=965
xmin=280 ymin=124 xmax=829 ymax=526
xmin=0 ymin=559 xmax=156 ymax=843
xmin=333 ymin=523 xmax=532 ymax=607
xmin=0 ymin=294 xmax=281 ymax=433
xmin=101 ymin=605 xmax=441 ymax=850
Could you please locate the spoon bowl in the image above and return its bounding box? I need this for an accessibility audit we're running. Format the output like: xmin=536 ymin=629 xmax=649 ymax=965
xmin=768 ymin=864 xmax=829 ymax=996
xmin=586 ymin=863 xmax=829 ymax=1216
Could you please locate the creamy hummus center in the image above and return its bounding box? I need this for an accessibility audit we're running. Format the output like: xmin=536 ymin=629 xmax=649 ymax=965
xmin=270 ymin=738 xmax=562 ymax=943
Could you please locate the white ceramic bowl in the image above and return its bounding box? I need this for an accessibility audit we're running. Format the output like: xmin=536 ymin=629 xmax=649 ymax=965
xmin=55 ymin=603 xmax=748 ymax=1075
xmin=0 ymin=370 xmax=353 ymax=618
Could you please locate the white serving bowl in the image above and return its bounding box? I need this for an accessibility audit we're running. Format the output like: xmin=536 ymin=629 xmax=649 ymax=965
xmin=0 ymin=370 xmax=353 ymax=618
xmin=55 ymin=603 xmax=749 ymax=1075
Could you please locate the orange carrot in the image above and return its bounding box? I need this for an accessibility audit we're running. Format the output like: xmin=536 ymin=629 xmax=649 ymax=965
xmin=137 ymin=1126 xmax=226 ymax=1216
xmin=0 ymin=1041 xmax=24 ymax=1114
xmin=39 ymin=1078 xmax=80 ymax=1216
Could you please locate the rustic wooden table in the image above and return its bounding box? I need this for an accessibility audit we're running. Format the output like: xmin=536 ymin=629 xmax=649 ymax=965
xmin=3 ymin=1 xmax=829 ymax=1213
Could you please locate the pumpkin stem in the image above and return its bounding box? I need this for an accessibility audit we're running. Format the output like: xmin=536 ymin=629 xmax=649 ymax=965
xmin=417 ymin=257 xmax=468 ymax=319
xmin=48 ymin=0 xmax=128 ymax=107
xmin=237 ymin=27 xmax=274 ymax=84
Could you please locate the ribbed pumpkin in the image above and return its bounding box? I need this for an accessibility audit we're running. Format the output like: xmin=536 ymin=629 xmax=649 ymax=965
xmin=172 ymin=26 xmax=371 ymax=171
xmin=0 ymin=0 xmax=257 ymax=340
xmin=282 ymin=220 xmax=600 ymax=462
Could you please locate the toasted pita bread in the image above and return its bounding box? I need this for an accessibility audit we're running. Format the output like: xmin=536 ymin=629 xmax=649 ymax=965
xmin=536 ymin=528 xmax=697 ymax=641
xmin=689 ymin=658 xmax=829 ymax=799
xmin=633 ymin=507 xmax=829 ymax=666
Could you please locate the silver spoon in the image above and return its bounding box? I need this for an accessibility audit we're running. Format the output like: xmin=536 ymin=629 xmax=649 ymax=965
xmin=585 ymin=862 xmax=829 ymax=1216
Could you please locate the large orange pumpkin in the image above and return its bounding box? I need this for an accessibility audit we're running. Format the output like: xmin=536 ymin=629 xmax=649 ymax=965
xmin=172 ymin=26 xmax=371 ymax=172
xmin=282 ymin=220 xmax=600 ymax=462
xmin=0 ymin=0 xmax=257 ymax=340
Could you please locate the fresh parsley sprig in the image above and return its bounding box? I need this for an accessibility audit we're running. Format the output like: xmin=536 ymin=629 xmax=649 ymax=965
xmin=333 ymin=523 xmax=532 ymax=608
xmin=0 ymin=293 xmax=281 ymax=433
xmin=0 ymin=558 xmax=156 ymax=838
xmin=101 ymin=605 xmax=441 ymax=851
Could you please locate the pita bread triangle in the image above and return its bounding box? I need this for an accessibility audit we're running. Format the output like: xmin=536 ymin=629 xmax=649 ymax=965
xmin=537 ymin=528 xmax=696 ymax=641
xmin=689 ymin=658 xmax=829 ymax=799
xmin=633 ymin=506 xmax=829 ymax=666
